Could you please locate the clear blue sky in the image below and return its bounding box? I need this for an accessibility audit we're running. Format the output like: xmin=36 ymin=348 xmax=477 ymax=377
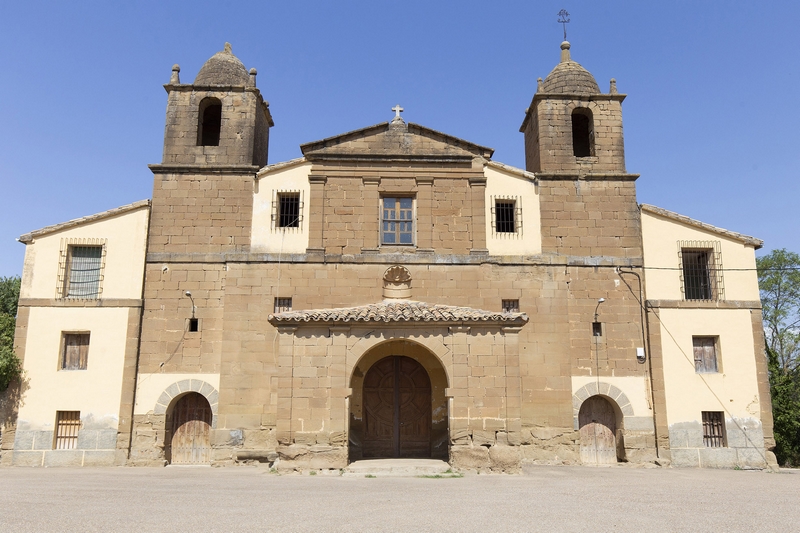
xmin=1 ymin=1 xmax=798 ymax=277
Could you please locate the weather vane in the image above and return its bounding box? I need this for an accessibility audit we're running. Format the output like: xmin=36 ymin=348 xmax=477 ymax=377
xmin=557 ymin=9 xmax=570 ymax=41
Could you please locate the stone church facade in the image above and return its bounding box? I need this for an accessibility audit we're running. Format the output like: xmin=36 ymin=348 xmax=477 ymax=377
xmin=4 ymin=42 xmax=776 ymax=471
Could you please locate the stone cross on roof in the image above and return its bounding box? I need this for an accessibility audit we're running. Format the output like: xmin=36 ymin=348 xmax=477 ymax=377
xmin=392 ymin=104 xmax=404 ymax=118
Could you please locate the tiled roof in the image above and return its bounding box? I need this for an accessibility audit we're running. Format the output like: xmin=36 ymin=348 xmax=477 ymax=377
xmin=18 ymin=200 xmax=151 ymax=244
xmin=640 ymin=204 xmax=763 ymax=249
xmin=269 ymin=300 xmax=528 ymax=325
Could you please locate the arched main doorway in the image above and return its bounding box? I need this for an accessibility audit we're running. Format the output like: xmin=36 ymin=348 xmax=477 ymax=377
xmin=363 ymin=356 xmax=431 ymax=458
xmin=168 ymin=392 xmax=212 ymax=465
xmin=349 ymin=340 xmax=448 ymax=461
xmin=578 ymin=395 xmax=618 ymax=464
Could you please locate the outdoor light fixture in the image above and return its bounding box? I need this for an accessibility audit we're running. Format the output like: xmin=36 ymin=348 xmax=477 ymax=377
xmin=594 ymin=297 xmax=605 ymax=322
xmin=184 ymin=291 xmax=196 ymax=318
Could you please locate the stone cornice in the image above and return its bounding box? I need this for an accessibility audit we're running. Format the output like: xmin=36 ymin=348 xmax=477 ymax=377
xmin=149 ymin=164 xmax=260 ymax=175
xmin=18 ymin=298 xmax=144 ymax=308
xmin=646 ymin=299 xmax=762 ymax=310
xmin=147 ymin=251 xmax=643 ymax=267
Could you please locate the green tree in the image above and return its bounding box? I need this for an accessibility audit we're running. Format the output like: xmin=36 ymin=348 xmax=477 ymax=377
xmin=0 ymin=276 xmax=22 ymax=391
xmin=757 ymin=249 xmax=800 ymax=466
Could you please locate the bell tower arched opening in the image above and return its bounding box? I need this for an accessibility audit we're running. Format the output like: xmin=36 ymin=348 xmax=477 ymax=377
xmin=197 ymin=97 xmax=222 ymax=146
xmin=349 ymin=339 xmax=449 ymax=461
xmin=571 ymin=107 xmax=594 ymax=157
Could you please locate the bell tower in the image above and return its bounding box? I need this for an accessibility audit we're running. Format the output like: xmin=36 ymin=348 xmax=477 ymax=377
xmin=148 ymin=43 xmax=273 ymax=255
xmin=520 ymin=41 xmax=640 ymax=258
xmin=520 ymin=41 xmax=626 ymax=175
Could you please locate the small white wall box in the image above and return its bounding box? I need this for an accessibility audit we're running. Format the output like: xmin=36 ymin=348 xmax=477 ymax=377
xmin=636 ymin=347 xmax=646 ymax=363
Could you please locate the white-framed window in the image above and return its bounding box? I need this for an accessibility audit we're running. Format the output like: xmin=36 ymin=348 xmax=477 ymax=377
xmin=381 ymin=197 xmax=414 ymax=245
xmin=272 ymin=191 xmax=303 ymax=230
xmin=491 ymin=196 xmax=522 ymax=236
xmin=57 ymin=239 xmax=107 ymax=299
xmin=678 ymin=241 xmax=724 ymax=301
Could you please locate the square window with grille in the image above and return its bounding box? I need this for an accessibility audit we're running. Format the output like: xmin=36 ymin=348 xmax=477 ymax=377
xmin=702 ymin=411 xmax=725 ymax=448
xmin=54 ymin=411 xmax=81 ymax=450
xmin=61 ymin=333 xmax=89 ymax=370
xmin=382 ymin=197 xmax=414 ymax=245
xmin=693 ymin=336 xmax=718 ymax=373
xmin=60 ymin=243 xmax=105 ymax=299
xmin=491 ymin=197 xmax=522 ymax=236
xmin=679 ymin=242 xmax=724 ymax=301
xmin=279 ymin=193 xmax=300 ymax=228
xmin=502 ymin=299 xmax=520 ymax=313
xmin=274 ymin=297 xmax=292 ymax=313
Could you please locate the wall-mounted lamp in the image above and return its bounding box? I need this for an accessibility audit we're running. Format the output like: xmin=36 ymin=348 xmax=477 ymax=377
xmin=184 ymin=291 xmax=196 ymax=318
xmin=594 ymin=297 xmax=605 ymax=322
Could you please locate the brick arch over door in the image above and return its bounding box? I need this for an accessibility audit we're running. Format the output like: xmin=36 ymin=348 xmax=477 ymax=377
xmin=572 ymin=382 xmax=633 ymax=430
xmin=153 ymin=379 xmax=219 ymax=429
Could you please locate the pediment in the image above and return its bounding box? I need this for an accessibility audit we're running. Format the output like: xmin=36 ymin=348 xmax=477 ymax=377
xmin=300 ymin=121 xmax=494 ymax=162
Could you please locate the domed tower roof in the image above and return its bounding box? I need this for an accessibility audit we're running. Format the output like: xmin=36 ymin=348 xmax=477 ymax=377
xmin=541 ymin=41 xmax=600 ymax=95
xmin=194 ymin=43 xmax=250 ymax=86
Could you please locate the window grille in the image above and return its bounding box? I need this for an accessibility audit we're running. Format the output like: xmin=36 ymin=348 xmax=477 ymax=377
xmin=272 ymin=191 xmax=303 ymax=230
xmin=502 ymin=299 xmax=520 ymax=313
xmin=702 ymin=411 xmax=725 ymax=448
xmin=678 ymin=241 xmax=724 ymax=301
xmin=382 ymin=197 xmax=414 ymax=245
xmin=61 ymin=333 xmax=89 ymax=370
xmin=693 ymin=337 xmax=718 ymax=373
xmin=54 ymin=411 xmax=81 ymax=450
xmin=57 ymin=239 xmax=106 ymax=299
xmin=491 ymin=196 xmax=522 ymax=237
xmin=274 ymin=297 xmax=293 ymax=313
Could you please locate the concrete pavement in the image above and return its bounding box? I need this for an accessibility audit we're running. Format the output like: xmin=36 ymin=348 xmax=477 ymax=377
xmin=0 ymin=465 xmax=797 ymax=532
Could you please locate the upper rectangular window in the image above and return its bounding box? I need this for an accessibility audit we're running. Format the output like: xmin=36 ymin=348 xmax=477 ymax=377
xmin=57 ymin=239 xmax=106 ymax=299
xmin=502 ymin=299 xmax=520 ymax=313
xmin=679 ymin=241 xmax=724 ymax=301
xmin=272 ymin=191 xmax=303 ymax=230
xmin=274 ymin=297 xmax=292 ymax=313
xmin=382 ymin=197 xmax=414 ymax=245
xmin=61 ymin=333 xmax=89 ymax=370
xmin=693 ymin=336 xmax=718 ymax=373
xmin=491 ymin=196 xmax=522 ymax=236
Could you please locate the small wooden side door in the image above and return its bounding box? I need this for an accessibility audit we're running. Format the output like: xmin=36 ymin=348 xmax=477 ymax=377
xmin=579 ymin=396 xmax=617 ymax=465
xmin=170 ymin=393 xmax=212 ymax=465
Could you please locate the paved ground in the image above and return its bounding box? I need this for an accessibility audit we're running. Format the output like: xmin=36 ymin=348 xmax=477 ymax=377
xmin=0 ymin=465 xmax=798 ymax=532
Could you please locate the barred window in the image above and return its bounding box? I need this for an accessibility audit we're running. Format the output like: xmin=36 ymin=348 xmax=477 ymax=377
xmin=382 ymin=197 xmax=414 ymax=245
xmin=274 ymin=297 xmax=292 ymax=313
xmin=278 ymin=193 xmax=300 ymax=228
xmin=491 ymin=196 xmax=522 ymax=236
xmin=502 ymin=299 xmax=520 ymax=313
xmin=54 ymin=411 xmax=81 ymax=450
xmin=702 ymin=411 xmax=725 ymax=448
xmin=60 ymin=243 xmax=105 ymax=299
xmin=61 ymin=333 xmax=89 ymax=370
xmin=693 ymin=337 xmax=718 ymax=373
xmin=679 ymin=241 xmax=724 ymax=301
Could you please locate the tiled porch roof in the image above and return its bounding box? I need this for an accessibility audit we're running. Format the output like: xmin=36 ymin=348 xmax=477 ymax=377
xmin=269 ymin=300 xmax=528 ymax=325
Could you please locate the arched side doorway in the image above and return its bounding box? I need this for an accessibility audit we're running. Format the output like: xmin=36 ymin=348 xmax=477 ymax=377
xmin=167 ymin=392 xmax=212 ymax=465
xmin=349 ymin=339 xmax=448 ymax=461
xmin=363 ymin=356 xmax=431 ymax=458
xmin=578 ymin=395 xmax=619 ymax=464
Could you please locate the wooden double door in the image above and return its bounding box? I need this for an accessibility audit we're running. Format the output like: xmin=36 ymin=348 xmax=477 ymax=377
xmin=169 ymin=392 xmax=212 ymax=465
xmin=363 ymin=356 xmax=432 ymax=458
xmin=579 ymin=396 xmax=618 ymax=464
